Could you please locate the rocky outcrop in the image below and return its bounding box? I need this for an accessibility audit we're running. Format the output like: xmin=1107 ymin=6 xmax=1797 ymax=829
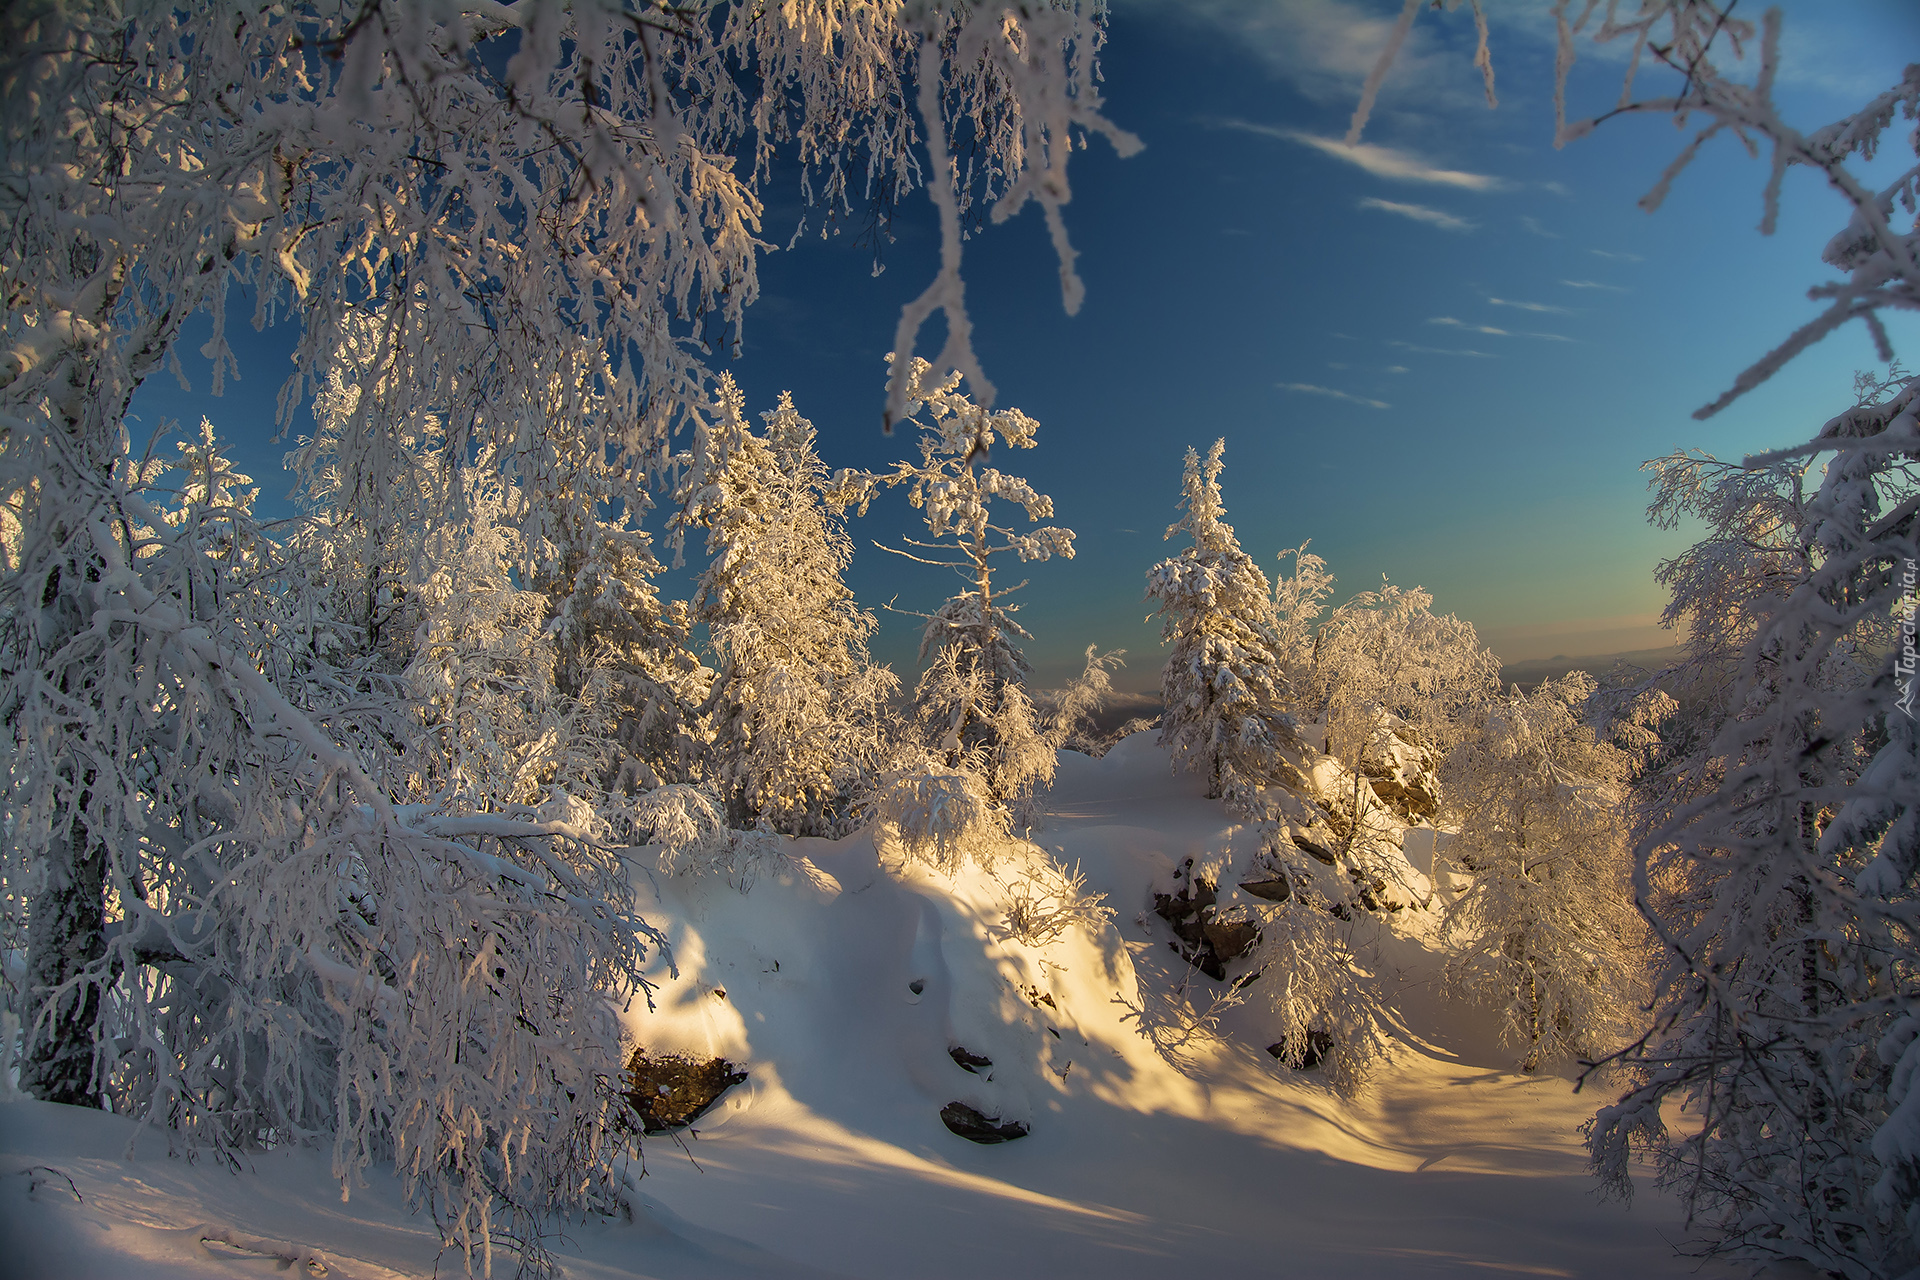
xmin=940 ymin=1101 xmax=1029 ymax=1143
xmin=1153 ymin=859 xmax=1259 ymax=980
xmin=624 ymin=1050 xmax=748 ymax=1132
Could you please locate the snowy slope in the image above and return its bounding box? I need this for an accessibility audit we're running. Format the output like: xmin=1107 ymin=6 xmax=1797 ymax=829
xmin=0 ymin=736 xmax=1749 ymax=1279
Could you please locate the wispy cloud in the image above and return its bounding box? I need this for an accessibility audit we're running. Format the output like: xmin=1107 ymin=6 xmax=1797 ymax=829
xmin=1218 ymin=121 xmax=1508 ymax=190
xmin=1486 ymin=296 xmax=1574 ymax=315
xmin=1589 ymin=248 xmax=1644 ymax=262
xmin=1520 ymin=215 xmax=1560 ymax=239
xmin=1429 ymin=316 xmax=1571 ymax=341
xmin=1358 ymin=197 xmax=1475 ymax=232
xmin=1138 ymin=0 xmax=1477 ymax=112
xmin=1279 ymin=382 xmax=1391 ymax=409
xmin=1384 ymin=365 xmax=1410 ymax=375
xmin=1388 ymin=340 xmax=1497 ymax=358
xmin=1539 ymin=181 xmax=1570 ymax=197
xmin=1560 ymin=278 xmax=1628 ymax=293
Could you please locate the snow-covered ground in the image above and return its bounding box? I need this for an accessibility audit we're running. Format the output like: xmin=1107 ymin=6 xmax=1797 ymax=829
xmin=0 ymin=736 xmax=1744 ymax=1279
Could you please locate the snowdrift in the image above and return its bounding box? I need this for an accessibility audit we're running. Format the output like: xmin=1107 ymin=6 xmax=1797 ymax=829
xmin=0 ymin=736 xmax=1739 ymax=1279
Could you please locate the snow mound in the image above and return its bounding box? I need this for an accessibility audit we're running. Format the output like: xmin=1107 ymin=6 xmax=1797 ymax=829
xmin=1 ymin=736 xmax=1738 ymax=1279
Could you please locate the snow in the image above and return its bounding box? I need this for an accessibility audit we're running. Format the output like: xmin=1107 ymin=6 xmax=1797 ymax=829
xmin=0 ymin=734 xmax=1742 ymax=1279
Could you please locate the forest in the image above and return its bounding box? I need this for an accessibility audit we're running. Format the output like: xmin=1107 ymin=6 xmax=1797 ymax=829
xmin=0 ymin=3 xmax=1915 ymax=1279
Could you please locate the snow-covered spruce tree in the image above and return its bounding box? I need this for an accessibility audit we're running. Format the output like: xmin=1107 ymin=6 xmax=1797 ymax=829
xmin=1441 ymin=673 xmax=1642 ymax=1074
xmin=833 ymin=357 xmax=1090 ymax=809
xmin=1145 ymin=439 xmax=1295 ymax=806
xmin=1356 ymin=7 xmax=1919 ymax=1273
xmin=674 ymin=375 xmax=897 ymax=836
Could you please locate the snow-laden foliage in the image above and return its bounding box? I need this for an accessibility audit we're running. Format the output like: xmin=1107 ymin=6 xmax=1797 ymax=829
xmin=1146 ymin=440 xmax=1294 ymax=805
xmin=0 ymin=424 xmax=661 ymax=1277
xmin=834 ymin=357 xmax=1086 ymax=803
xmin=676 ymin=377 xmax=897 ymax=836
xmin=1588 ymin=374 xmax=1920 ymax=1279
xmin=1305 ymin=580 xmax=1500 ymax=767
xmin=2 ymin=8 xmax=1132 ymax=1262
xmin=992 ymin=852 xmax=1113 ymax=948
xmin=1245 ymin=833 xmax=1389 ymax=1096
xmin=1271 ymin=540 xmax=1337 ymax=675
xmin=1441 ymin=674 xmax=1642 ymax=1074
xmin=1329 ymin=10 xmax=1920 ymax=1269
xmin=873 ymin=769 xmax=1009 ymax=876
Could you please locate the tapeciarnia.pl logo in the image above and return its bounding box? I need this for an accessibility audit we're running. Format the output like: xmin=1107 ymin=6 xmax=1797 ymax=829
xmin=1899 ymin=557 xmax=1918 ymax=720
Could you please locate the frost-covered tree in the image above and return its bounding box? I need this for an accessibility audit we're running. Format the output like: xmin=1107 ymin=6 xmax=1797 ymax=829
xmin=1246 ymin=831 xmax=1390 ymax=1095
xmin=1441 ymin=674 xmax=1642 ymax=1073
xmin=1145 ymin=439 xmax=1292 ymax=804
xmin=1306 ymin=580 xmax=1500 ymax=766
xmin=1357 ymin=6 xmax=1920 ymax=1273
xmin=833 ymin=357 xmax=1080 ymax=804
xmin=1 ymin=4 xmax=1132 ymax=1265
xmin=675 ymin=376 xmax=897 ymax=836
xmin=1590 ymin=374 xmax=1920 ymax=1277
xmin=1 ymin=420 xmax=661 ymax=1280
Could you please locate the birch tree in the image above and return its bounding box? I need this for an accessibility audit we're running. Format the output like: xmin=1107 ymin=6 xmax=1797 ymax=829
xmin=1441 ymin=673 xmax=1642 ymax=1073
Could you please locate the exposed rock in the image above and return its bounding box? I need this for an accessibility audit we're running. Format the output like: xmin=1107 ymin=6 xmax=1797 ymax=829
xmin=940 ymin=1102 xmax=1029 ymax=1144
xmin=1293 ymin=833 xmax=1338 ymax=865
xmin=1266 ymin=1029 xmax=1336 ymax=1070
xmin=1202 ymin=917 xmax=1259 ymax=964
xmin=1154 ymin=862 xmax=1259 ymax=980
xmin=1238 ymin=877 xmax=1292 ymax=903
xmin=624 ymin=1050 xmax=748 ymax=1132
xmin=948 ymin=1045 xmax=992 ymax=1074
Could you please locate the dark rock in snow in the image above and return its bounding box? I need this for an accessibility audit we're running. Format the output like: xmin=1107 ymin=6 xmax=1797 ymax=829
xmin=1203 ymin=917 xmax=1259 ymax=963
xmin=1266 ymin=1029 xmax=1337 ymax=1070
xmin=1155 ymin=875 xmax=1260 ymax=981
xmin=940 ymin=1102 xmax=1029 ymax=1144
xmin=949 ymin=1045 xmax=993 ymax=1074
xmin=1294 ymin=834 xmax=1338 ymax=865
xmin=624 ymin=1050 xmax=748 ymax=1132
xmin=1238 ymin=877 xmax=1292 ymax=903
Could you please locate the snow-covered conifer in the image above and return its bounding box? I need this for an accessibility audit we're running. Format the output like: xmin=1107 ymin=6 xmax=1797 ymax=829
xmin=833 ymin=358 xmax=1079 ymax=805
xmin=676 ymin=376 xmax=897 ymax=836
xmin=1441 ymin=673 xmax=1642 ymax=1073
xmin=1145 ymin=440 xmax=1292 ymax=804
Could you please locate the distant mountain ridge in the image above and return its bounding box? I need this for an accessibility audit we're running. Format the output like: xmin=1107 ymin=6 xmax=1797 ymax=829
xmin=1497 ymin=646 xmax=1684 ymax=692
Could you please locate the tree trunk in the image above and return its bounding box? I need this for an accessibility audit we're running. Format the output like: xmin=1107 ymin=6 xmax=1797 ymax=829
xmin=19 ymin=816 xmax=107 ymax=1107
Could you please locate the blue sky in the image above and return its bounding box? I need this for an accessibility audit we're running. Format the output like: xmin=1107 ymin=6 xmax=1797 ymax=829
xmin=131 ymin=1 xmax=1920 ymax=691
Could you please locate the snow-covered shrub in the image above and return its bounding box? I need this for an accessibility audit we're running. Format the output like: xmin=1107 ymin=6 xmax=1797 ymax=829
xmin=1441 ymin=674 xmax=1642 ymax=1073
xmin=1245 ymin=836 xmax=1389 ymax=1095
xmin=630 ymin=785 xmax=735 ymax=877
xmin=629 ymin=783 xmax=789 ymax=893
xmin=994 ymin=854 xmax=1113 ymax=948
xmin=874 ymin=770 xmax=1010 ymax=876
